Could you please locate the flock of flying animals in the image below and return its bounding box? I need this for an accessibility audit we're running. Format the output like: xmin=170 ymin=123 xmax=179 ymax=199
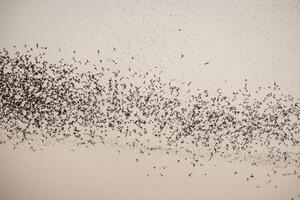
xmin=0 ymin=43 xmax=300 ymax=199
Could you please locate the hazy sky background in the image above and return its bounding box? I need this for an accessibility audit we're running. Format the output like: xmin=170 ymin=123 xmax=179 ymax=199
xmin=0 ymin=0 xmax=300 ymax=95
xmin=0 ymin=0 xmax=300 ymax=200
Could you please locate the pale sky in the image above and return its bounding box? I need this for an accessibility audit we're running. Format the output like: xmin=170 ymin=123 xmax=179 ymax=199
xmin=0 ymin=0 xmax=300 ymax=95
xmin=0 ymin=1 xmax=300 ymax=200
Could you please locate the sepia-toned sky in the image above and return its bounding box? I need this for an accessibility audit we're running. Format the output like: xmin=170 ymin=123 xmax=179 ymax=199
xmin=0 ymin=0 xmax=300 ymax=200
xmin=1 ymin=0 xmax=300 ymax=95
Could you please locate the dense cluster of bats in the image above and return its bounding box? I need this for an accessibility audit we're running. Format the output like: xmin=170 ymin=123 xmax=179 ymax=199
xmin=0 ymin=45 xmax=300 ymax=195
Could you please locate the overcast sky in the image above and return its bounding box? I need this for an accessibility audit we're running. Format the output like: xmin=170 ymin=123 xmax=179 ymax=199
xmin=0 ymin=0 xmax=300 ymax=95
xmin=0 ymin=1 xmax=300 ymax=200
